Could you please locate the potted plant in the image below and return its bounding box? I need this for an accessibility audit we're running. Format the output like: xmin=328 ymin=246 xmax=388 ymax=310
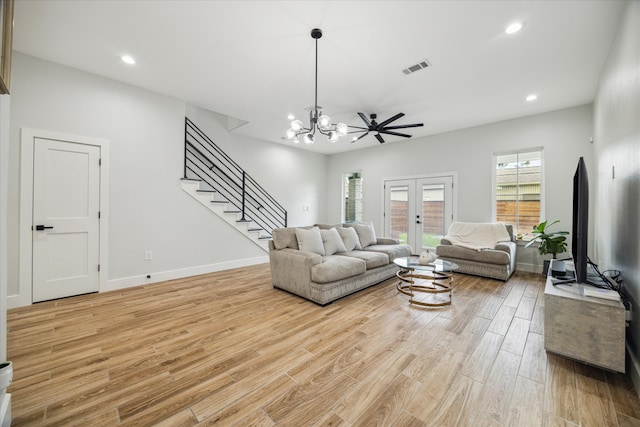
xmin=524 ymin=220 xmax=569 ymax=275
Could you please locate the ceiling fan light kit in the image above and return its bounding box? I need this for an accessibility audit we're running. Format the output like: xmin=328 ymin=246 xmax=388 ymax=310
xmin=285 ymin=28 xmax=423 ymax=145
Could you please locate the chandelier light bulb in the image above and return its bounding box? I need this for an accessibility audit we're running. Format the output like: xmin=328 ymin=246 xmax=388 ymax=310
xmin=336 ymin=123 xmax=348 ymax=136
xmin=286 ymin=128 xmax=296 ymax=139
xmin=293 ymin=138 xmax=299 ymax=144
xmin=505 ymin=22 xmax=523 ymax=34
xmin=318 ymin=115 xmax=332 ymax=131
xmin=304 ymin=133 xmax=314 ymax=144
xmin=291 ymin=120 xmax=304 ymax=132
xmin=328 ymin=131 xmax=338 ymax=143
xmin=287 ymin=113 xmax=295 ymax=120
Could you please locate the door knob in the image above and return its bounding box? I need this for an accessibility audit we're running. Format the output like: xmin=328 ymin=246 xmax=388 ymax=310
xmin=35 ymin=225 xmax=54 ymax=231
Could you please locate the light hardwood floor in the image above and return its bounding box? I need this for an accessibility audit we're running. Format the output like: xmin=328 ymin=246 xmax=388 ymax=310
xmin=7 ymin=264 xmax=640 ymax=426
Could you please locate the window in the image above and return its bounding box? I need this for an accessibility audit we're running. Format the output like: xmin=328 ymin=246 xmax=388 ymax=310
xmin=494 ymin=150 xmax=542 ymax=236
xmin=343 ymin=172 xmax=363 ymax=223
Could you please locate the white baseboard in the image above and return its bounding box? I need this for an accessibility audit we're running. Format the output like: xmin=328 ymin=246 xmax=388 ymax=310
xmin=103 ymin=256 xmax=269 ymax=292
xmin=627 ymin=343 xmax=640 ymax=398
xmin=516 ymin=262 xmax=538 ymax=273
xmin=8 ymin=256 xmax=269 ymax=308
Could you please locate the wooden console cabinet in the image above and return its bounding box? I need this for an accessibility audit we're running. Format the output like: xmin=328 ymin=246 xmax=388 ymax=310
xmin=544 ymin=259 xmax=626 ymax=372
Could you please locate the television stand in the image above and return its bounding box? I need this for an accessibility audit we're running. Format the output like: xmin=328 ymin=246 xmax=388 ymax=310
xmin=544 ymin=259 xmax=625 ymax=373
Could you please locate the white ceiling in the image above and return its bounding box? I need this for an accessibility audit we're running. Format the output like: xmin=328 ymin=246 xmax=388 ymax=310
xmin=12 ymin=1 xmax=625 ymax=155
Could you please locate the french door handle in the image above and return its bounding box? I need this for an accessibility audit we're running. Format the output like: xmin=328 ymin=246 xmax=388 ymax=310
xmin=35 ymin=225 xmax=54 ymax=231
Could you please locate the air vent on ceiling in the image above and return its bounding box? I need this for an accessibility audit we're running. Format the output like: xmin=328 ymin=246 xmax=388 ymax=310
xmin=402 ymin=59 xmax=431 ymax=75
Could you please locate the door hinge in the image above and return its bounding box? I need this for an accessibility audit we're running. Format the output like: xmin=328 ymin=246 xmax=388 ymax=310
xmin=99 ymin=158 xmax=102 ymax=166
xmin=98 ymin=211 xmax=101 ymax=219
xmin=98 ymin=264 xmax=101 ymax=272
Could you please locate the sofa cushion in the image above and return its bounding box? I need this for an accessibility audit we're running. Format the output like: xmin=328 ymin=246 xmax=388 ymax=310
xmin=311 ymin=256 xmax=366 ymax=283
xmin=315 ymin=223 xmax=343 ymax=230
xmin=436 ymin=244 xmax=510 ymax=265
xmin=272 ymin=227 xmax=300 ymax=250
xmin=296 ymin=227 xmax=325 ymax=255
xmin=340 ymin=250 xmax=389 ymax=269
xmin=337 ymin=227 xmax=362 ymax=251
xmin=364 ymin=244 xmax=412 ymax=261
xmin=349 ymin=223 xmax=377 ymax=248
xmin=321 ymin=228 xmax=348 ymax=255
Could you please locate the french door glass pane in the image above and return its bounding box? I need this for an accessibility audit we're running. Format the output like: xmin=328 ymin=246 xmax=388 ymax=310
xmin=390 ymin=186 xmax=409 ymax=244
xmin=421 ymin=184 xmax=445 ymax=249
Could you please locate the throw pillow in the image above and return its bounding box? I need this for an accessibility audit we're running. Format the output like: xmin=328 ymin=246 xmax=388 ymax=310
xmin=272 ymin=227 xmax=299 ymax=250
xmin=351 ymin=223 xmax=377 ymax=248
xmin=320 ymin=228 xmax=348 ymax=255
xmin=337 ymin=227 xmax=362 ymax=251
xmin=295 ymin=227 xmax=325 ymax=255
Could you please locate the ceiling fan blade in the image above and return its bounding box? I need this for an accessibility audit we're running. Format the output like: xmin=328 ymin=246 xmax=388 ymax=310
xmin=377 ymin=113 xmax=405 ymax=128
xmin=347 ymin=125 xmax=369 ymax=131
xmin=383 ymin=123 xmax=424 ymax=130
xmin=351 ymin=132 xmax=369 ymax=143
xmin=375 ymin=133 xmax=385 ymax=143
xmin=357 ymin=112 xmax=372 ymax=128
xmin=379 ymin=130 xmax=412 ymax=138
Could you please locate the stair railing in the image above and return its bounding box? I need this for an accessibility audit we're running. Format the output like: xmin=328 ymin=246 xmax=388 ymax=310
xmin=184 ymin=118 xmax=287 ymax=236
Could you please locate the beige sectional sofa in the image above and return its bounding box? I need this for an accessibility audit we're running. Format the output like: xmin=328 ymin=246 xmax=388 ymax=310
xmin=269 ymin=224 xmax=412 ymax=305
xmin=435 ymin=222 xmax=516 ymax=281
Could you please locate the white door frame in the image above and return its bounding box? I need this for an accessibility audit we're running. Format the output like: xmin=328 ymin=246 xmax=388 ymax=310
xmin=14 ymin=128 xmax=109 ymax=308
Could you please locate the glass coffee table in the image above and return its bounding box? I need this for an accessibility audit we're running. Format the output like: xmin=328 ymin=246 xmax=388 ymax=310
xmin=393 ymin=256 xmax=459 ymax=307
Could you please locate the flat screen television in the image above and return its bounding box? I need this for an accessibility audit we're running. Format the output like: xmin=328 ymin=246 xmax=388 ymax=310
xmin=572 ymin=157 xmax=589 ymax=283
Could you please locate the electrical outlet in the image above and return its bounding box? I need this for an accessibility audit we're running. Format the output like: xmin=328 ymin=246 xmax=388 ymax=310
xmin=145 ymin=251 xmax=152 ymax=261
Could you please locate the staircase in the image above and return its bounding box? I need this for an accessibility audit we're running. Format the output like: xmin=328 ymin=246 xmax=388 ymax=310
xmin=182 ymin=118 xmax=287 ymax=252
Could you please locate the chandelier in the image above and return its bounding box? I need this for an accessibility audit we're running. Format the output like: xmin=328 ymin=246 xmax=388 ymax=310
xmin=286 ymin=28 xmax=349 ymax=144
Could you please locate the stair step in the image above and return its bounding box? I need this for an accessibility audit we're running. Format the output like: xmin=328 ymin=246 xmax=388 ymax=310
xmin=225 ymin=210 xmax=241 ymax=214
xmin=181 ymin=178 xmax=202 ymax=182
xmin=236 ymin=219 xmax=252 ymax=223
xmin=196 ymin=189 xmax=217 ymax=193
xmin=248 ymin=228 xmax=262 ymax=232
xmin=259 ymin=236 xmax=272 ymax=240
xmin=211 ymin=200 xmax=228 ymax=204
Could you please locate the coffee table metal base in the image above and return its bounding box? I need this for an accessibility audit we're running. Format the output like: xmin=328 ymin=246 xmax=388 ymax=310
xmin=396 ymin=270 xmax=453 ymax=307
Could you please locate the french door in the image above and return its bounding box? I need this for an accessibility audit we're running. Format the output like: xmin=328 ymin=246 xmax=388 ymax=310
xmin=384 ymin=176 xmax=454 ymax=253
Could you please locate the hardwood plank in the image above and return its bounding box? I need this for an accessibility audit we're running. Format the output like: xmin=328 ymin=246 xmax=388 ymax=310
xmin=5 ymin=267 xmax=639 ymax=426
xmin=487 ymin=305 xmax=516 ymax=335
xmin=544 ymin=354 xmax=579 ymax=424
xmin=506 ymin=375 xmax=545 ymax=426
xmin=501 ymin=317 xmax=531 ymax=355
xmin=519 ymin=331 xmax=547 ymax=384
xmin=461 ymin=331 xmax=504 ymax=383
xmin=605 ymin=371 xmax=640 ymax=420
xmin=350 ymin=374 xmax=420 ymax=427
xmin=474 ymin=350 xmax=521 ymax=424
xmin=428 ymin=374 xmax=478 ymax=426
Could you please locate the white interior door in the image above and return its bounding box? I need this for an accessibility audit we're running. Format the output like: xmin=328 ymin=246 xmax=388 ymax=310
xmin=385 ymin=176 xmax=454 ymax=253
xmin=32 ymin=138 xmax=101 ymax=302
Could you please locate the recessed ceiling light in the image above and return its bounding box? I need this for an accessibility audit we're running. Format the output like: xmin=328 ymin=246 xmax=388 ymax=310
xmin=121 ymin=55 xmax=136 ymax=65
xmin=526 ymin=94 xmax=538 ymax=102
xmin=505 ymin=22 xmax=523 ymax=34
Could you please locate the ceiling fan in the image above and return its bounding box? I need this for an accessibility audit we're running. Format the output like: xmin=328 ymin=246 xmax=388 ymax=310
xmin=350 ymin=112 xmax=424 ymax=143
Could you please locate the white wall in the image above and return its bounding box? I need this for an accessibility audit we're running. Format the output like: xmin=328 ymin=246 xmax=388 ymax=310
xmin=327 ymin=105 xmax=594 ymax=250
xmin=7 ymin=53 xmax=327 ymax=305
xmin=593 ymin=0 xmax=640 ymax=391
xmin=185 ymin=104 xmax=329 ymax=227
